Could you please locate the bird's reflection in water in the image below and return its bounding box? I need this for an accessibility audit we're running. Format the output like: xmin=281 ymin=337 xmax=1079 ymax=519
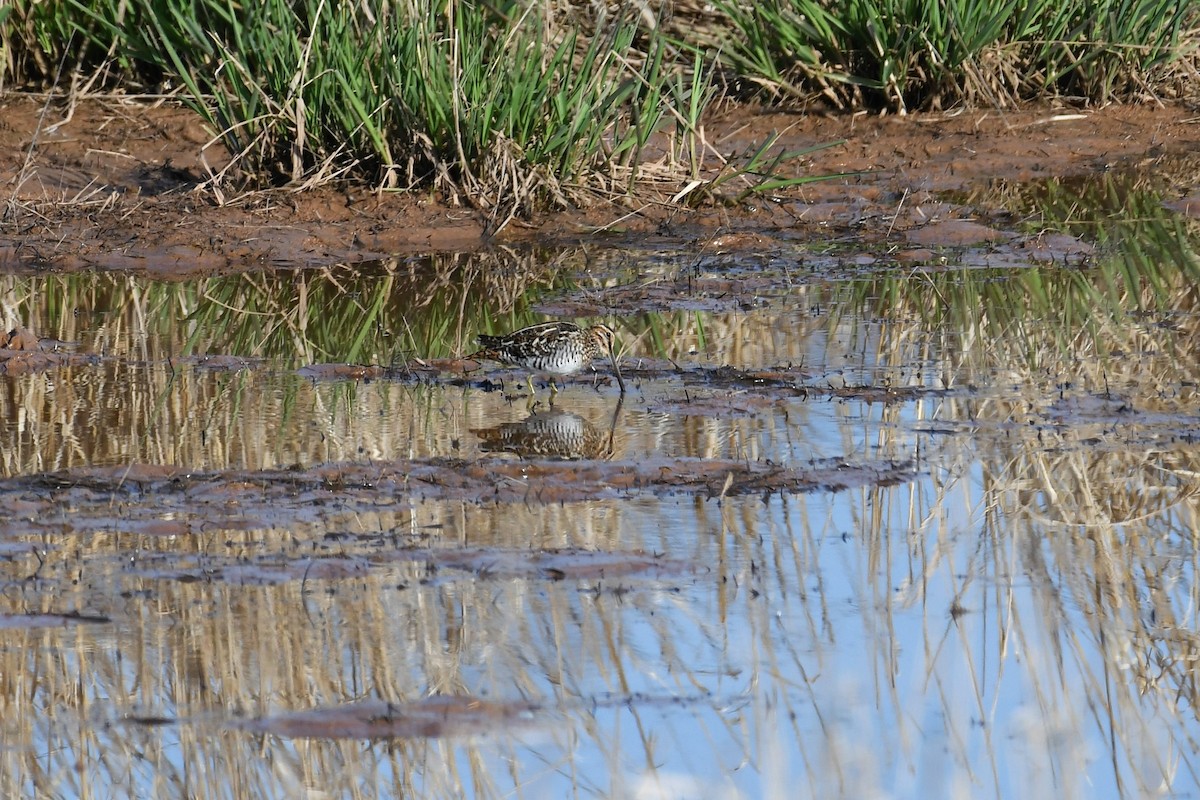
xmin=472 ymin=400 xmax=622 ymax=460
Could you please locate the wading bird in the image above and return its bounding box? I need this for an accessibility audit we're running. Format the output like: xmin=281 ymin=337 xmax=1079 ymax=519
xmin=468 ymin=321 xmax=626 ymax=396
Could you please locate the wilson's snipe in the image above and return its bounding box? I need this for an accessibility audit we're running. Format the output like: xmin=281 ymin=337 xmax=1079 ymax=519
xmin=468 ymin=322 xmax=626 ymax=395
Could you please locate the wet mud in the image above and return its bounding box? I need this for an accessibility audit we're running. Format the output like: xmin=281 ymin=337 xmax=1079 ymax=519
xmin=3 ymin=96 xmax=1200 ymax=273
xmin=0 ymin=452 xmax=917 ymax=533
xmin=230 ymin=697 xmax=545 ymax=740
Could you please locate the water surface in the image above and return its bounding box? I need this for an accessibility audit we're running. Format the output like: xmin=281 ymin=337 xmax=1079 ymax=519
xmin=1 ymin=176 xmax=1198 ymax=799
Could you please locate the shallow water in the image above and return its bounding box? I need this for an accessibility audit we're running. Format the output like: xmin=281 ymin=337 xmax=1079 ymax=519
xmin=1 ymin=176 xmax=1199 ymax=799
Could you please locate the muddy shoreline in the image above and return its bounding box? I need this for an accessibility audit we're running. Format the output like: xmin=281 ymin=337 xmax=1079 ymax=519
xmin=3 ymin=96 xmax=1199 ymax=275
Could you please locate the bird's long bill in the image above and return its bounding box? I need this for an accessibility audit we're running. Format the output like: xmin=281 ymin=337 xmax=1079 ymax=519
xmin=610 ymin=347 xmax=627 ymax=394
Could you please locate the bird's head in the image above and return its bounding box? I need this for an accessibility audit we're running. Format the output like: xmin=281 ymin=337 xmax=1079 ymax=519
xmin=588 ymin=324 xmax=618 ymax=356
xmin=588 ymin=324 xmax=626 ymax=394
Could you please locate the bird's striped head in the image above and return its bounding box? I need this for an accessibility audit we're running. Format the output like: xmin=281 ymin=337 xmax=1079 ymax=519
xmin=587 ymin=324 xmax=626 ymax=394
xmin=587 ymin=324 xmax=619 ymax=357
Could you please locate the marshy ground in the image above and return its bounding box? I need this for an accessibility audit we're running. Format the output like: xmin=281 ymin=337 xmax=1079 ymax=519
xmin=1 ymin=97 xmax=1200 ymax=798
xmin=4 ymin=96 xmax=1199 ymax=271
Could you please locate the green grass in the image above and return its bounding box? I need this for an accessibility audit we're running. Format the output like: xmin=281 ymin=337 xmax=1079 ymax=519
xmin=7 ymin=0 xmax=734 ymax=224
xmin=1 ymin=0 xmax=1197 ymax=213
xmin=713 ymin=0 xmax=1195 ymax=110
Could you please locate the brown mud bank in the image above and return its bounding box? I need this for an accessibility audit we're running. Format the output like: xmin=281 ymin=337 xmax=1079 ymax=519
xmin=0 ymin=454 xmax=915 ymax=537
xmin=0 ymin=453 xmax=913 ymax=595
xmin=2 ymin=95 xmax=1199 ymax=274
